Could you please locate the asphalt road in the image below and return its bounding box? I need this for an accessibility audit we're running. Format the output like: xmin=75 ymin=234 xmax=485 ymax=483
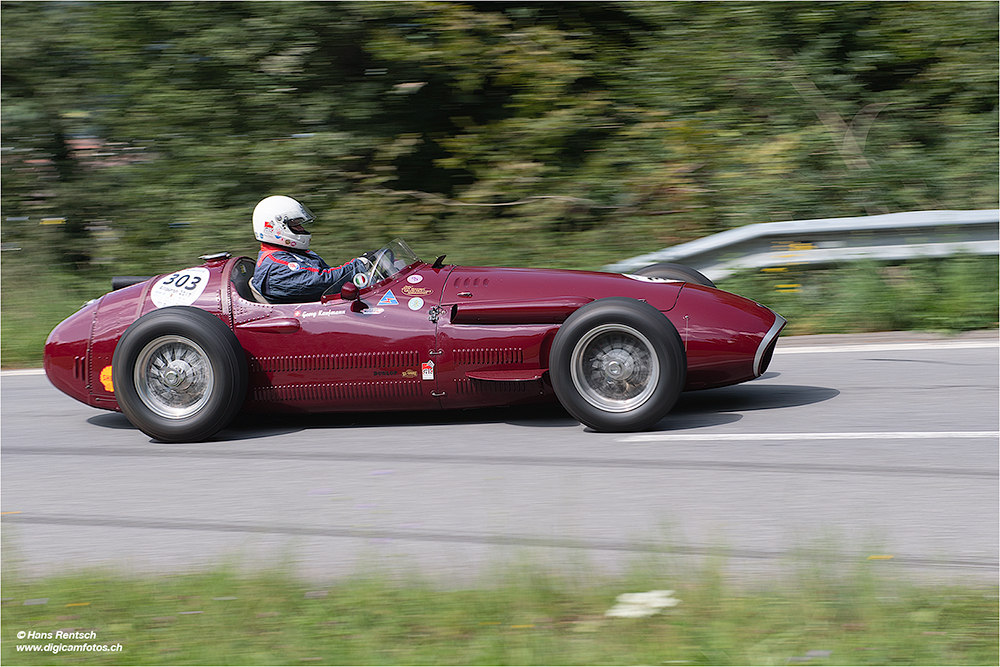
xmin=3 ymin=331 xmax=997 ymax=584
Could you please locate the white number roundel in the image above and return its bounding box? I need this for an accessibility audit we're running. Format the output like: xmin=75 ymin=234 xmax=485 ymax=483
xmin=150 ymin=267 xmax=211 ymax=308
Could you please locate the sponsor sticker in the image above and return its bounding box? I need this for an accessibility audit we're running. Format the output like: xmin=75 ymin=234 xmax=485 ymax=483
xmin=407 ymin=274 xmax=424 ymax=284
xmin=402 ymin=285 xmax=433 ymax=296
xmin=360 ymin=307 xmax=384 ymax=315
xmin=408 ymin=297 xmax=424 ymax=311
xmin=99 ymin=366 xmax=114 ymax=392
xmin=378 ymin=290 xmax=399 ymax=306
xmin=298 ymin=309 xmax=346 ymax=319
xmin=402 ymin=369 xmax=418 ymax=379
xmin=150 ymin=267 xmax=211 ymax=308
xmin=421 ymin=360 xmax=435 ymax=380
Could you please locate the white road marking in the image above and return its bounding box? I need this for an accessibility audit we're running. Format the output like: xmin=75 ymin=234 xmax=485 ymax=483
xmin=774 ymin=340 xmax=997 ymax=354
xmin=1 ymin=368 xmax=45 ymax=376
xmin=620 ymin=431 xmax=1000 ymax=443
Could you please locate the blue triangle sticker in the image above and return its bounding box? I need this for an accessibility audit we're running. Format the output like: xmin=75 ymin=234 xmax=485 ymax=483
xmin=378 ymin=290 xmax=399 ymax=306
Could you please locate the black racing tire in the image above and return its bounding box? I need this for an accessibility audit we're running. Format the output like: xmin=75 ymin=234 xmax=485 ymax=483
xmin=633 ymin=262 xmax=716 ymax=288
xmin=112 ymin=306 xmax=248 ymax=443
xmin=549 ymin=297 xmax=686 ymax=432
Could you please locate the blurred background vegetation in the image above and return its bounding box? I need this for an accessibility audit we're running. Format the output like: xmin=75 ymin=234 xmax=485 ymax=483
xmin=2 ymin=1 xmax=998 ymax=364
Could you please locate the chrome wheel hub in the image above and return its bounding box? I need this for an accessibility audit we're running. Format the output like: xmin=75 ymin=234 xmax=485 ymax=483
xmin=600 ymin=350 xmax=635 ymax=381
xmin=160 ymin=360 xmax=194 ymax=389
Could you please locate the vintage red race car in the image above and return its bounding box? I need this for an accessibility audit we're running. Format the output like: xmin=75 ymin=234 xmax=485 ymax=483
xmin=44 ymin=239 xmax=785 ymax=442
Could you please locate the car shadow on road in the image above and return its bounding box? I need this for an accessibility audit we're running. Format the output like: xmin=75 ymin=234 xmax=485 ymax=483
xmin=87 ymin=403 xmax=578 ymax=442
xmin=223 ymin=403 xmax=580 ymax=440
xmin=87 ymin=413 xmax=138 ymax=430
xmin=86 ymin=379 xmax=840 ymax=442
xmin=674 ymin=382 xmax=840 ymax=414
xmin=653 ymin=382 xmax=841 ymax=432
xmin=85 ymin=412 xmax=314 ymax=442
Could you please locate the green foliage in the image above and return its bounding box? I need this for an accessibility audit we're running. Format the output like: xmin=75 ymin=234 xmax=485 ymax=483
xmin=2 ymin=1 xmax=996 ymax=273
xmin=2 ymin=560 xmax=997 ymax=665
xmin=719 ymin=256 xmax=1000 ymax=335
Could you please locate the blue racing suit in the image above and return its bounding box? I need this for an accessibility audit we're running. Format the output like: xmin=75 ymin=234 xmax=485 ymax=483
xmin=251 ymin=243 xmax=364 ymax=303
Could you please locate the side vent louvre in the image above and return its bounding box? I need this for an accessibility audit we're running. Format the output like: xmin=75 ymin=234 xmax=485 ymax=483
xmin=453 ymin=378 xmax=530 ymax=395
xmin=251 ymin=351 xmax=420 ymax=373
xmin=453 ymin=348 xmax=524 ymax=366
xmin=253 ymin=381 xmax=420 ymax=402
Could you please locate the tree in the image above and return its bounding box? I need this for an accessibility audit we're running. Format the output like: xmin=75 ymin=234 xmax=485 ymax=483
xmin=2 ymin=1 xmax=996 ymax=275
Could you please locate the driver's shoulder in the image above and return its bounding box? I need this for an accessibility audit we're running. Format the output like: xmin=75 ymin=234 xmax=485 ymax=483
xmin=261 ymin=245 xmax=322 ymax=263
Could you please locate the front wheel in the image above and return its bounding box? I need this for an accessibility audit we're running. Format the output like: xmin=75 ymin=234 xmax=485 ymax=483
xmin=112 ymin=306 xmax=248 ymax=442
xmin=549 ymin=298 xmax=686 ymax=432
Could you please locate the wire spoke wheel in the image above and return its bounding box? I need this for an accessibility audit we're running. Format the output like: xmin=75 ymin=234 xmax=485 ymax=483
xmin=570 ymin=324 xmax=658 ymax=413
xmin=135 ymin=335 xmax=214 ymax=419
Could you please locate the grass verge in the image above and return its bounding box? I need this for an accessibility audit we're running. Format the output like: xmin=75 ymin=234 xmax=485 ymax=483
xmin=0 ymin=259 xmax=110 ymax=369
xmin=718 ymin=256 xmax=999 ymax=336
xmin=2 ymin=561 xmax=997 ymax=666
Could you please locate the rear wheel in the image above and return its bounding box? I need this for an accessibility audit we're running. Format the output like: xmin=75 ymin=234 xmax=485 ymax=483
xmin=549 ymin=298 xmax=686 ymax=432
xmin=112 ymin=306 xmax=247 ymax=442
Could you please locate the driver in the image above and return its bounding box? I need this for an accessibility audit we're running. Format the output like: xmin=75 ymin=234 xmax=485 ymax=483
xmin=249 ymin=195 xmax=368 ymax=303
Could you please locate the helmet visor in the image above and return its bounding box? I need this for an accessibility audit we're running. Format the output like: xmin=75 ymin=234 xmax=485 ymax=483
xmin=283 ymin=202 xmax=315 ymax=234
xmin=286 ymin=202 xmax=314 ymax=226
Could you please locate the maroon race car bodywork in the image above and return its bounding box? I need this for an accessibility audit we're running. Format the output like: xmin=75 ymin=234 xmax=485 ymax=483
xmin=45 ymin=240 xmax=784 ymax=440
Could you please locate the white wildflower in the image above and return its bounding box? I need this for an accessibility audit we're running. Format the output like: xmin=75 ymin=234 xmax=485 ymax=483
xmin=604 ymin=589 xmax=680 ymax=618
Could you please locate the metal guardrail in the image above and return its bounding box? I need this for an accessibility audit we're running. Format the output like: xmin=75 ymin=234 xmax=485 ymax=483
xmin=603 ymin=210 xmax=1000 ymax=281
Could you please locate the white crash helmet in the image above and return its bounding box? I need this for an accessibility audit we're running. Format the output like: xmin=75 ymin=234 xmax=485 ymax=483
xmin=252 ymin=195 xmax=315 ymax=250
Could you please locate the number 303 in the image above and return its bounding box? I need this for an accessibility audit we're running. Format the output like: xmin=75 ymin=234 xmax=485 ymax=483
xmin=163 ymin=272 xmax=202 ymax=290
